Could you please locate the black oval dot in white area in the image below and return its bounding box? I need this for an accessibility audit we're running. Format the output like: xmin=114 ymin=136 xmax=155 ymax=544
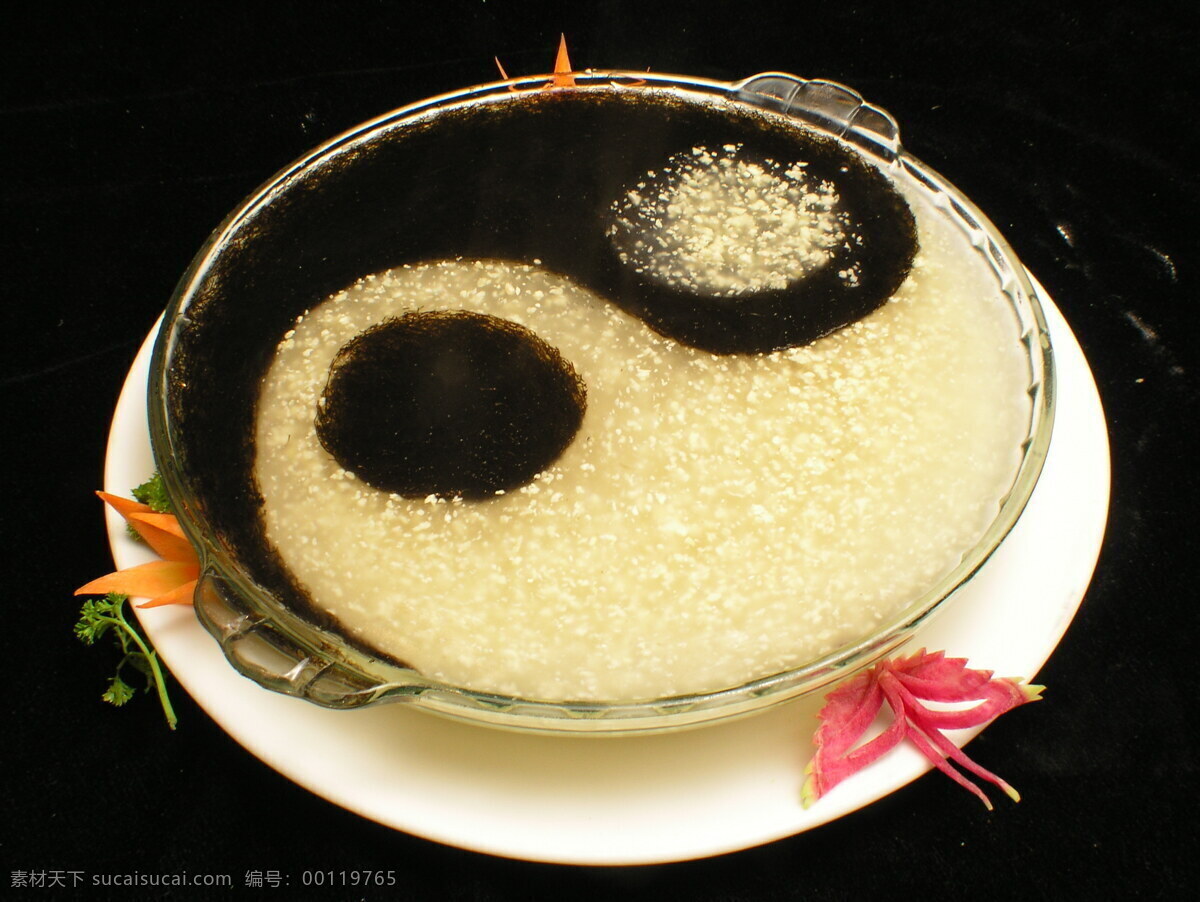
xmin=314 ymin=311 xmax=586 ymax=500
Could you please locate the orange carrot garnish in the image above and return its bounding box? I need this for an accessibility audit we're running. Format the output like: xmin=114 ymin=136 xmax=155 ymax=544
xmin=77 ymin=491 xmax=200 ymax=607
xmin=550 ymin=34 xmax=576 ymax=88
xmin=76 ymin=559 xmax=199 ymax=601
xmin=137 ymin=579 xmax=199 ymax=609
xmin=495 ymin=35 xmax=583 ymax=92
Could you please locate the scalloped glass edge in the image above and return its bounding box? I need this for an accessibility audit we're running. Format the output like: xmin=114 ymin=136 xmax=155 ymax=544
xmin=149 ymin=71 xmax=1056 ymax=734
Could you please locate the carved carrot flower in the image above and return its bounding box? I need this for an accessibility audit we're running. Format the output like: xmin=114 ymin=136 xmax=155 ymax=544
xmin=74 ymin=476 xmax=191 ymax=727
xmin=75 ymin=489 xmax=199 ymax=608
xmin=802 ymin=649 xmax=1043 ymax=810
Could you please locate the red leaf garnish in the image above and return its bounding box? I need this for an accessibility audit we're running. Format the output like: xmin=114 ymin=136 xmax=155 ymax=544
xmin=802 ymin=649 xmax=1043 ymax=810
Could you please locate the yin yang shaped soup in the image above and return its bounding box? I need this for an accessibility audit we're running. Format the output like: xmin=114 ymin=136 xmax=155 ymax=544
xmin=150 ymin=72 xmax=1053 ymax=732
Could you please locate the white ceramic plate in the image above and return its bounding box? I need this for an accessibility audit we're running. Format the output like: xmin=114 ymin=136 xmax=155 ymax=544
xmin=102 ymin=277 xmax=1108 ymax=865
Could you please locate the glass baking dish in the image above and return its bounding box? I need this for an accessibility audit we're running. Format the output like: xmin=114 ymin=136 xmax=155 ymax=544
xmin=148 ymin=70 xmax=1054 ymax=733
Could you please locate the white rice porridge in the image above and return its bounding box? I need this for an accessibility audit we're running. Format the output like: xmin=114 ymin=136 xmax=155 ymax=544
xmin=254 ymin=183 xmax=1029 ymax=701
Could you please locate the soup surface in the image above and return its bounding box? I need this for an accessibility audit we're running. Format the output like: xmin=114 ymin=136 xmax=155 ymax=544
xmin=254 ymin=178 xmax=1030 ymax=701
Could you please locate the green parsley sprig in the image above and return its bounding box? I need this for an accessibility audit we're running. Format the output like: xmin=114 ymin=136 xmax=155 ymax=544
xmin=75 ymin=591 xmax=178 ymax=729
xmin=131 ymin=471 xmax=172 ymax=513
xmin=125 ymin=472 xmax=172 ymax=540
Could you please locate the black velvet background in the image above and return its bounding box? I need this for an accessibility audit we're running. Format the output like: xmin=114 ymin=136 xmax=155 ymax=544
xmin=3 ymin=2 xmax=1196 ymax=898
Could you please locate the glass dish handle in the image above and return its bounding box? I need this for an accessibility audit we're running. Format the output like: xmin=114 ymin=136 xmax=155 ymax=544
xmin=735 ymin=73 xmax=902 ymax=161
xmin=192 ymin=566 xmax=402 ymax=708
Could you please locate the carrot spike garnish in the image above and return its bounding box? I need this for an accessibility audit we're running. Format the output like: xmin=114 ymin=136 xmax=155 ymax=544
xmin=125 ymin=511 xmax=194 ymax=562
xmin=802 ymin=649 xmax=1042 ymax=809
xmin=137 ymin=578 xmax=199 ymax=609
xmin=95 ymin=490 xmax=152 ymax=520
xmin=493 ymin=35 xmax=587 ymax=93
xmin=551 ymin=34 xmax=576 ymax=88
xmin=97 ymin=490 xmax=194 ymax=562
xmin=75 ymin=559 xmax=200 ymax=602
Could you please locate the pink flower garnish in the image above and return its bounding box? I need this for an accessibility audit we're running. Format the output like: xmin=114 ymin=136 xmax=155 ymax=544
xmin=802 ymin=649 xmax=1043 ymax=810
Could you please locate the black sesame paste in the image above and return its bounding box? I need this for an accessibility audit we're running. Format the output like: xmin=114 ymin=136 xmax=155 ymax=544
xmin=315 ymin=311 xmax=585 ymax=499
